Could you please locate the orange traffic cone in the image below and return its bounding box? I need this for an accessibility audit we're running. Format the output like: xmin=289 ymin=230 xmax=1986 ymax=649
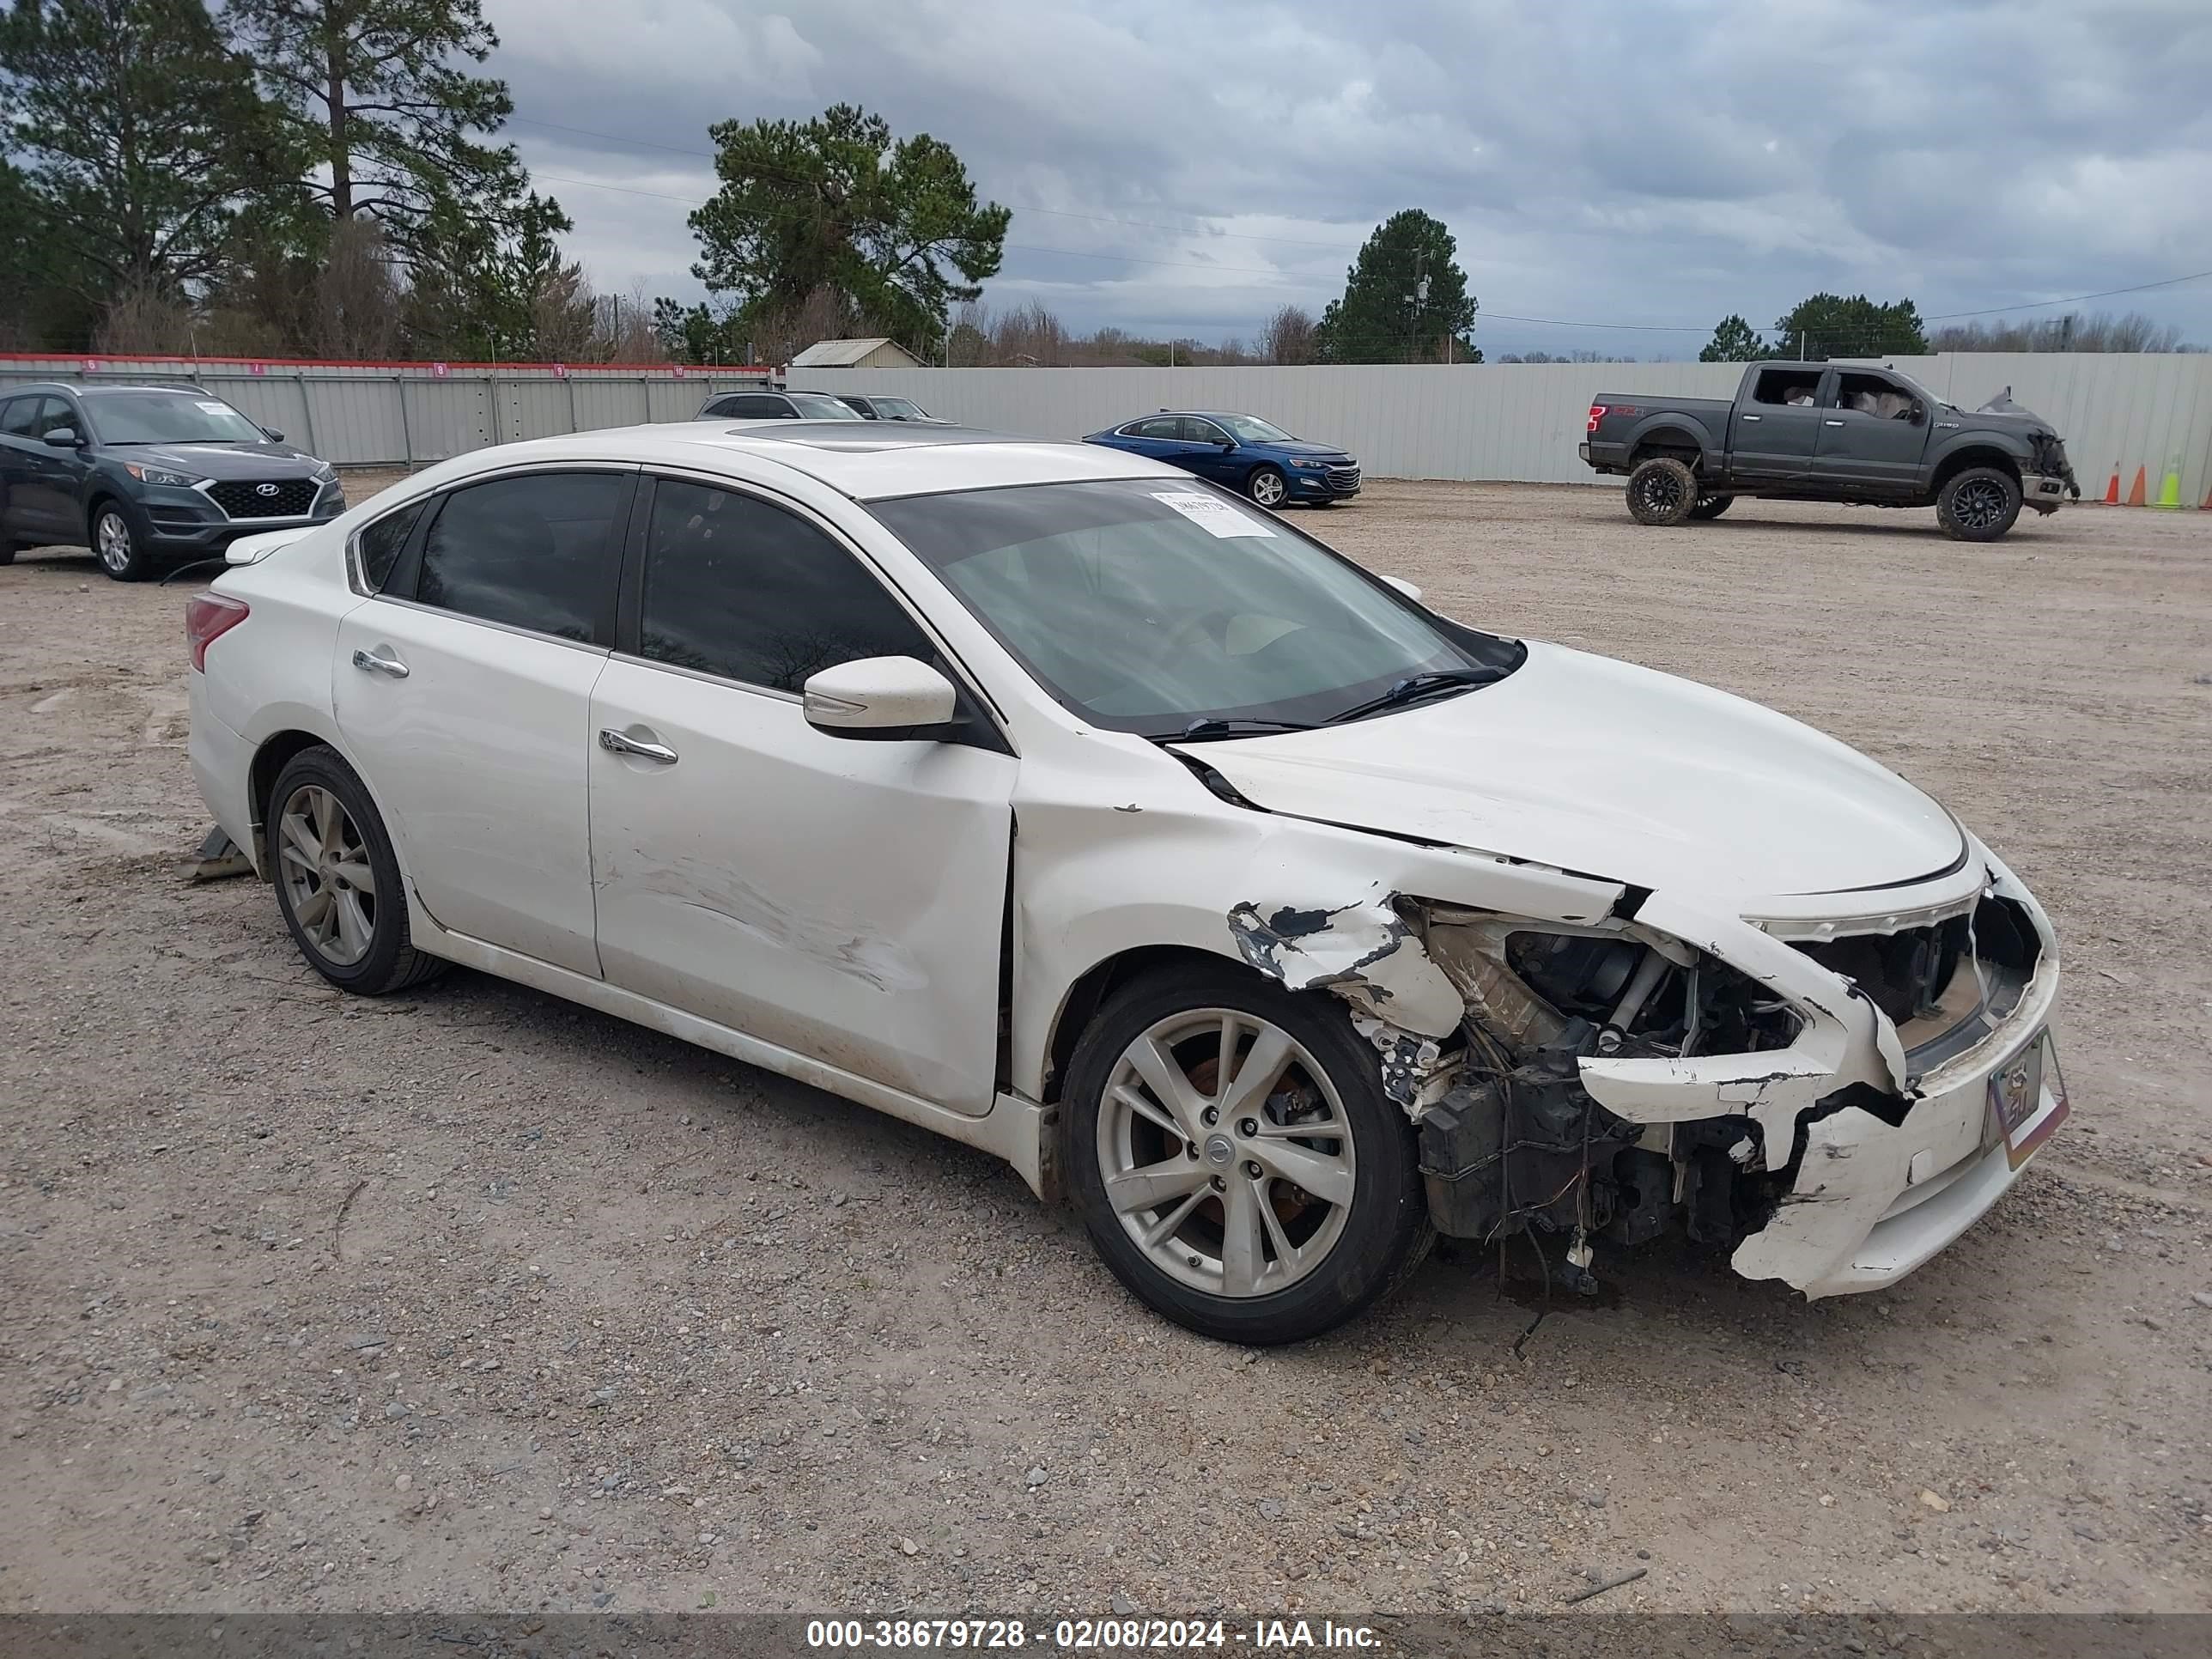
xmin=2125 ymin=465 xmax=2147 ymax=507
xmin=2101 ymin=467 xmax=2120 ymax=504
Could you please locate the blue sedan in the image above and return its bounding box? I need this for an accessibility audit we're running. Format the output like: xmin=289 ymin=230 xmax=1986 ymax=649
xmin=1082 ymin=411 xmax=1360 ymax=508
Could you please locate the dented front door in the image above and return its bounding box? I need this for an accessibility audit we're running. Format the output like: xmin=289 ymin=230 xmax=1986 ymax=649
xmin=588 ymin=658 xmax=1016 ymax=1111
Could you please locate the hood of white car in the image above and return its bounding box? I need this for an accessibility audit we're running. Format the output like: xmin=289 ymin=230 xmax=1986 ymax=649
xmin=1174 ymin=641 xmax=1963 ymax=902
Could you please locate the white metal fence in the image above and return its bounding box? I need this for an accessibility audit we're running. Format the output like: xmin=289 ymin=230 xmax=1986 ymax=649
xmin=7 ymin=351 xmax=2209 ymax=506
xmin=0 ymin=357 xmax=772 ymax=471
xmin=790 ymin=355 xmax=2212 ymax=506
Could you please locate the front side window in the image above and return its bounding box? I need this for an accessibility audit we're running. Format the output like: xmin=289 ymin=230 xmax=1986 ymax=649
xmin=783 ymin=392 xmax=867 ymax=421
xmin=872 ymin=398 xmax=928 ymax=420
xmin=1215 ymin=414 xmax=1294 ymax=443
xmin=638 ymin=478 xmax=934 ymax=692
xmin=871 ymin=479 xmax=1522 ymax=734
xmin=0 ymin=397 xmax=47 ymax=438
xmin=413 ymin=471 xmax=625 ymax=642
xmin=81 ymin=390 xmax=265 ymax=444
xmin=1181 ymin=418 xmax=1230 ymax=444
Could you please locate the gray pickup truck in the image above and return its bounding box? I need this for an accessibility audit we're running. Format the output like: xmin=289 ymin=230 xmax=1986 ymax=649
xmin=1579 ymin=361 xmax=2079 ymax=540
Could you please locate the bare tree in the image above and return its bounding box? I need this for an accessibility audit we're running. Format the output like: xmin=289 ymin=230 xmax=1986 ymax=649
xmin=1928 ymin=310 xmax=2199 ymax=353
xmin=312 ymin=216 xmax=403 ymax=357
xmin=1261 ymin=304 xmax=1316 ymax=364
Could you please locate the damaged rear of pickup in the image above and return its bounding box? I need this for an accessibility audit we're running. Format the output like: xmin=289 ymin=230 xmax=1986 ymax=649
xmin=1227 ymin=852 xmax=2062 ymax=1300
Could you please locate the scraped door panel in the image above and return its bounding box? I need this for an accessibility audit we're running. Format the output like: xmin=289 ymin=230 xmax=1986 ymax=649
xmin=588 ymin=661 xmax=1016 ymax=1111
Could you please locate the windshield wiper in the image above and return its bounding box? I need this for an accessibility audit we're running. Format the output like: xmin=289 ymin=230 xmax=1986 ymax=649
xmin=1325 ymin=666 xmax=1506 ymax=725
xmin=1157 ymin=716 xmax=1316 ymax=743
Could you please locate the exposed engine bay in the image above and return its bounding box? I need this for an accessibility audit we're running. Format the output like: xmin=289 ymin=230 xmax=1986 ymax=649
xmin=1378 ymin=891 xmax=2044 ymax=1286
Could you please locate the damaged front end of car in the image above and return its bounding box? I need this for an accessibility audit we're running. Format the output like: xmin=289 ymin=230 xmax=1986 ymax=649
xmin=1229 ymin=856 xmax=2063 ymax=1298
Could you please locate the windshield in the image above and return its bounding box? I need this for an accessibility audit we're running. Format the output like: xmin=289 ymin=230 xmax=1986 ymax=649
xmin=873 ymin=397 xmax=929 ymax=419
xmin=870 ymin=479 xmax=1521 ymax=735
xmin=787 ymin=392 xmax=866 ymax=421
xmin=84 ymin=391 xmax=267 ymax=445
xmin=1216 ymin=413 xmax=1295 ymax=443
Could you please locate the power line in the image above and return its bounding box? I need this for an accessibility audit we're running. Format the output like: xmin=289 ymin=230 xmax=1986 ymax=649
xmin=1922 ymin=268 xmax=2212 ymax=321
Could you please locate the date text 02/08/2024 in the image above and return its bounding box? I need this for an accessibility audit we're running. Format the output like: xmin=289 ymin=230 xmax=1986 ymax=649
xmin=805 ymin=1618 xmax=1383 ymax=1650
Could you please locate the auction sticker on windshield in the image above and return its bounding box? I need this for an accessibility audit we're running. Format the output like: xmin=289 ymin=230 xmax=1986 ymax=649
xmin=1990 ymin=1030 xmax=2068 ymax=1170
xmin=1152 ymin=492 xmax=1275 ymax=538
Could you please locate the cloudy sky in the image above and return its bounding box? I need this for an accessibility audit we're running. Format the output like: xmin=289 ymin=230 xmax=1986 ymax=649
xmin=483 ymin=0 xmax=2212 ymax=358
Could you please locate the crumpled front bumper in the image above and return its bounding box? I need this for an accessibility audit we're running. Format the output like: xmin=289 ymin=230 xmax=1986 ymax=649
xmin=1577 ymin=844 xmax=2062 ymax=1297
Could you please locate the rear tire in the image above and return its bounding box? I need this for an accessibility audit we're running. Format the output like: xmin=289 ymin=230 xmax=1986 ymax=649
xmin=1063 ymin=962 xmax=1432 ymax=1345
xmin=1936 ymin=467 xmax=2021 ymax=541
xmin=1626 ymin=457 xmax=1698 ymax=526
xmin=90 ymin=501 xmax=151 ymax=581
xmin=1687 ymin=493 xmax=1735 ymax=520
xmin=0 ymin=543 xmax=17 ymax=565
xmin=265 ymin=745 xmax=448 ymax=996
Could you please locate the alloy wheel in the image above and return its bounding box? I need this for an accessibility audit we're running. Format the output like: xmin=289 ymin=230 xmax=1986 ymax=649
xmin=1953 ymin=477 xmax=2007 ymax=530
xmin=1250 ymin=471 xmax=1286 ymax=507
xmin=1097 ymin=1007 xmax=1357 ymax=1298
xmin=1634 ymin=469 xmax=1686 ymax=515
xmin=276 ymin=783 xmax=379 ymax=967
xmin=94 ymin=511 xmax=134 ymax=574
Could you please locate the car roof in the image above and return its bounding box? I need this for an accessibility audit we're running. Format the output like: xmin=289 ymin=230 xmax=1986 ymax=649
xmin=429 ymin=421 xmax=1173 ymax=501
xmin=4 ymin=381 xmax=215 ymax=397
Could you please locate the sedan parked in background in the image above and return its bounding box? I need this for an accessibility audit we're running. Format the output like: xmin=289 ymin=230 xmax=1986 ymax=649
xmin=190 ymin=422 xmax=2061 ymax=1346
xmin=1085 ymin=410 xmax=1359 ymax=507
xmin=835 ymin=392 xmax=944 ymax=422
xmin=695 ymin=389 xmax=866 ymax=422
xmin=0 ymin=382 xmax=344 ymax=580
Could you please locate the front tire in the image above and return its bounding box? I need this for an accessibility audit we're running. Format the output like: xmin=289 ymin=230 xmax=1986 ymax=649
xmin=1245 ymin=465 xmax=1288 ymax=509
xmin=1936 ymin=466 xmax=2022 ymax=541
xmin=1625 ymin=457 xmax=1698 ymax=526
xmin=90 ymin=501 xmax=151 ymax=581
xmin=1687 ymin=493 xmax=1735 ymax=520
xmin=1064 ymin=963 xmax=1431 ymax=1345
xmin=266 ymin=745 xmax=447 ymax=995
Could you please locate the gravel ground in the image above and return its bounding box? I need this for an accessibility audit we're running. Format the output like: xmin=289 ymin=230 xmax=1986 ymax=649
xmin=1 ymin=475 xmax=2208 ymax=1618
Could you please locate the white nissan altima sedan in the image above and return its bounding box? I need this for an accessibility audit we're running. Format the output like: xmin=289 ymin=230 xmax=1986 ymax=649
xmin=186 ymin=421 xmax=2066 ymax=1344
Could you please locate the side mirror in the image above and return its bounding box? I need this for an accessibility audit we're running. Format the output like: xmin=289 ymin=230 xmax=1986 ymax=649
xmin=1218 ymin=437 xmax=1237 ymax=449
xmin=1907 ymin=401 xmax=1926 ymax=425
xmin=261 ymin=427 xmax=285 ymax=442
xmin=41 ymin=427 xmax=81 ymax=447
xmin=1378 ymin=574 xmax=1424 ymax=603
xmin=803 ymin=655 xmax=958 ymax=740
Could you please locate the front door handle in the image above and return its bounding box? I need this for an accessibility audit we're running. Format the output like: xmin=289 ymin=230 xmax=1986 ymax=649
xmin=599 ymin=727 xmax=678 ymax=764
xmin=351 ymin=647 xmax=410 ymax=678
xmin=1741 ymin=413 xmax=1761 ymax=422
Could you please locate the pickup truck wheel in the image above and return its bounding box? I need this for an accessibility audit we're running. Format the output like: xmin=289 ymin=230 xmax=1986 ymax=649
xmin=1626 ymin=457 xmax=1698 ymax=526
xmin=1936 ymin=467 xmax=2022 ymax=541
xmin=1687 ymin=493 xmax=1735 ymax=520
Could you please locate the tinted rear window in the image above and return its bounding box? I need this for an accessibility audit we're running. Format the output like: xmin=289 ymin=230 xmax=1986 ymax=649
xmin=414 ymin=472 xmax=625 ymax=642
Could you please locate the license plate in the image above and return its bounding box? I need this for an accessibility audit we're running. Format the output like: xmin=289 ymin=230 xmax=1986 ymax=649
xmin=1989 ymin=1030 xmax=2068 ymax=1170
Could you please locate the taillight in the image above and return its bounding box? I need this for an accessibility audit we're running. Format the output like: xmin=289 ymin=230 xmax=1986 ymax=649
xmin=1586 ymin=404 xmax=1607 ymax=433
xmin=185 ymin=592 xmax=249 ymax=672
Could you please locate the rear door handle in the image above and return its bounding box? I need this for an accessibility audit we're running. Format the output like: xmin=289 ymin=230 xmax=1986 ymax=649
xmin=351 ymin=647 xmax=410 ymax=678
xmin=1824 ymin=419 xmax=1845 ymax=427
xmin=599 ymin=727 xmax=678 ymax=764
xmin=1741 ymin=413 xmax=1761 ymax=422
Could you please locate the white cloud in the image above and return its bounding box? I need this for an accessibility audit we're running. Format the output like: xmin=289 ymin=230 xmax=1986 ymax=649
xmin=484 ymin=0 xmax=2212 ymax=352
